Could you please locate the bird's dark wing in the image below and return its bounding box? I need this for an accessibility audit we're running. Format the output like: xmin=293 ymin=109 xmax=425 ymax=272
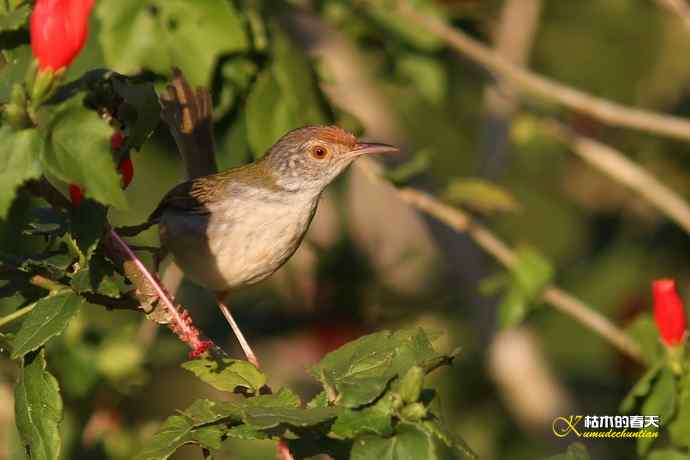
xmin=148 ymin=179 xmax=211 ymax=223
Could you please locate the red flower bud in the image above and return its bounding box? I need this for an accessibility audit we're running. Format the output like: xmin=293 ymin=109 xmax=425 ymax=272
xmin=118 ymin=158 xmax=134 ymax=189
xmin=110 ymin=131 xmax=125 ymax=150
xmin=69 ymin=183 xmax=83 ymax=208
xmin=30 ymin=0 xmax=95 ymax=71
xmin=653 ymin=279 xmax=687 ymax=346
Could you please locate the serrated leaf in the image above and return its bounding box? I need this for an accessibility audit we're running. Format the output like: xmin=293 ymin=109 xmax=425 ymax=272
xmin=310 ymin=329 xmax=443 ymax=408
xmin=0 ymin=3 xmax=30 ymax=32
xmin=243 ymin=405 xmax=338 ymax=430
xmin=648 ymin=449 xmax=690 ymax=460
xmin=422 ymin=419 xmax=478 ymax=460
xmin=638 ymin=367 xmax=676 ymax=456
xmin=0 ymin=126 xmax=43 ymax=218
xmin=11 ymin=293 xmax=84 ymax=358
xmin=245 ymin=69 xmax=294 ymax=157
xmin=181 ymin=399 xmax=242 ymax=427
xmin=245 ymin=28 xmax=327 ymax=157
xmin=69 ymin=200 xmax=107 ymax=261
xmin=543 ymin=443 xmax=590 ymax=460
xmin=0 ymin=45 xmax=31 ymax=104
xmin=70 ymin=256 xmax=123 ymax=298
xmin=443 ymin=178 xmax=519 ymax=214
xmin=23 ymin=208 xmax=68 ymax=238
xmin=620 ymin=362 xmax=662 ymax=413
xmin=366 ymin=2 xmax=442 ymax=52
xmin=351 ymin=423 xmax=433 ymax=460
xmin=14 ymin=349 xmax=63 ymax=460
xmin=97 ymin=0 xmax=247 ymax=85
xmin=242 ymin=387 xmax=301 ymax=410
xmin=668 ymin=372 xmax=690 ymax=447
xmin=42 ymin=98 xmax=127 ymax=209
xmin=182 ymin=357 xmax=266 ymax=395
xmin=133 ymin=414 xmax=224 ymax=460
xmin=331 ymin=392 xmax=395 ymax=439
xmin=626 ymin=313 xmax=664 ymax=364
xmin=112 ymin=78 xmax=161 ymax=150
xmin=498 ymin=246 xmax=553 ymax=328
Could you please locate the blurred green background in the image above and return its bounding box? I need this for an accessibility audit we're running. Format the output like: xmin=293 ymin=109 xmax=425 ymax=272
xmin=3 ymin=0 xmax=690 ymax=459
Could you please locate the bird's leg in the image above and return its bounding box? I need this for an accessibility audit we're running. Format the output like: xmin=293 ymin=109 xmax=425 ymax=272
xmin=216 ymin=292 xmax=260 ymax=368
xmin=153 ymin=246 xmax=169 ymax=275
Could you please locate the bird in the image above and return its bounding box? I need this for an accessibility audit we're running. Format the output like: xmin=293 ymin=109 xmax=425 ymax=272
xmin=145 ymin=73 xmax=399 ymax=366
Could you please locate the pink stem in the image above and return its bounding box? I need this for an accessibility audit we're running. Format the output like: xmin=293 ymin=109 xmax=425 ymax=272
xmin=108 ymin=229 xmax=202 ymax=349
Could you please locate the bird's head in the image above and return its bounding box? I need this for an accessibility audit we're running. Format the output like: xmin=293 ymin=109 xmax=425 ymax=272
xmin=262 ymin=126 xmax=398 ymax=192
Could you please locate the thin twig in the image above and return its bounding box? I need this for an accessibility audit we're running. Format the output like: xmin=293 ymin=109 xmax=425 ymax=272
xmin=546 ymin=120 xmax=690 ymax=235
xmin=0 ymin=302 xmax=37 ymax=328
xmin=394 ymin=0 xmax=690 ymax=143
xmin=356 ymin=160 xmax=646 ymax=365
xmin=655 ymin=0 xmax=690 ymax=31
xmin=108 ymin=229 xmax=206 ymax=351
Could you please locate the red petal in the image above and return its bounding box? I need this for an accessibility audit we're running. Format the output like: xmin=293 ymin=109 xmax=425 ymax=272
xmin=69 ymin=183 xmax=83 ymax=208
xmin=118 ymin=158 xmax=134 ymax=189
xmin=30 ymin=0 xmax=95 ymax=71
xmin=110 ymin=131 xmax=125 ymax=150
xmin=653 ymin=279 xmax=687 ymax=346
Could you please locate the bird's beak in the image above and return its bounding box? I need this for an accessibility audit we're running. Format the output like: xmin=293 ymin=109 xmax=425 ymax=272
xmin=347 ymin=142 xmax=399 ymax=158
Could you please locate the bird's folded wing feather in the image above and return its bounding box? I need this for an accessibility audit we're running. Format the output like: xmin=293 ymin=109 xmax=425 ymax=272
xmin=148 ymin=180 xmax=211 ymax=222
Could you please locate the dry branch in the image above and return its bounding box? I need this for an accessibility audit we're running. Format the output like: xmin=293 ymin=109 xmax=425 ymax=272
xmin=356 ymin=160 xmax=647 ymax=365
xmin=395 ymin=0 xmax=690 ymax=143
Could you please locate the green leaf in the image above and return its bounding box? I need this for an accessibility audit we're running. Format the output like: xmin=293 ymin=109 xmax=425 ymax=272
xmin=498 ymin=246 xmax=554 ymax=327
xmin=310 ymin=329 xmax=443 ymax=408
xmin=241 ymin=387 xmax=301 ymax=411
xmin=668 ymin=372 xmax=690 ymax=447
xmin=648 ymin=449 xmax=690 ymax=460
xmin=620 ymin=362 xmax=662 ymax=413
xmin=0 ymin=3 xmax=30 ymax=32
xmin=42 ymin=98 xmax=127 ymax=209
xmin=351 ymin=423 xmax=433 ymax=460
xmin=23 ymin=208 xmax=68 ymax=238
xmin=133 ymin=414 xmax=224 ymax=460
xmin=0 ymin=126 xmax=43 ymax=218
xmin=243 ymin=405 xmax=338 ymax=430
xmin=245 ymin=28 xmax=327 ymax=157
xmin=181 ymin=399 xmax=242 ymax=427
xmin=331 ymin=392 xmax=395 ymax=438
xmin=245 ymin=69 xmax=294 ymax=157
xmin=70 ymin=256 xmax=123 ymax=298
xmin=422 ymin=419 xmax=478 ymax=460
xmin=638 ymin=367 xmax=677 ymax=456
xmin=626 ymin=313 xmax=664 ymax=364
xmin=397 ymin=55 xmax=446 ymax=105
xmin=181 ymin=357 xmax=267 ymax=395
xmin=112 ymin=78 xmax=161 ymax=150
xmin=14 ymin=349 xmax=63 ymax=460
xmin=365 ymin=2 xmax=442 ymax=52
xmin=443 ymin=178 xmax=520 ymax=215
xmin=11 ymin=293 xmax=84 ymax=359
xmin=270 ymin=28 xmax=326 ymax=128
xmin=97 ymin=0 xmax=247 ymax=85
xmin=543 ymin=443 xmax=590 ymax=460
xmin=0 ymin=46 xmax=31 ymax=104
xmin=69 ymin=200 xmax=108 ymax=261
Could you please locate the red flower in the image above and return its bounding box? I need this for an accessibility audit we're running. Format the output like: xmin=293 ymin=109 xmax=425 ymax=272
xmin=30 ymin=0 xmax=95 ymax=71
xmin=110 ymin=131 xmax=124 ymax=151
xmin=69 ymin=184 xmax=83 ymax=207
xmin=653 ymin=279 xmax=687 ymax=346
xmin=118 ymin=158 xmax=134 ymax=189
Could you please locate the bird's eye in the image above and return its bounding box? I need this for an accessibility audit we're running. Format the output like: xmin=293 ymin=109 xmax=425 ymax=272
xmin=311 ymin=145 xmax=329 ymax=160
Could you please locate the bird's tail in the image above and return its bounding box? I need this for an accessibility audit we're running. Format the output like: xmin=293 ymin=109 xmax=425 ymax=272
xmin=160 ymin=68 xmax=217 ymax=179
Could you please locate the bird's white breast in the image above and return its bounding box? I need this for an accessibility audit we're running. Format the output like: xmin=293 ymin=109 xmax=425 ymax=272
xmin=159 ymin=188 xmax=319 ymax=292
